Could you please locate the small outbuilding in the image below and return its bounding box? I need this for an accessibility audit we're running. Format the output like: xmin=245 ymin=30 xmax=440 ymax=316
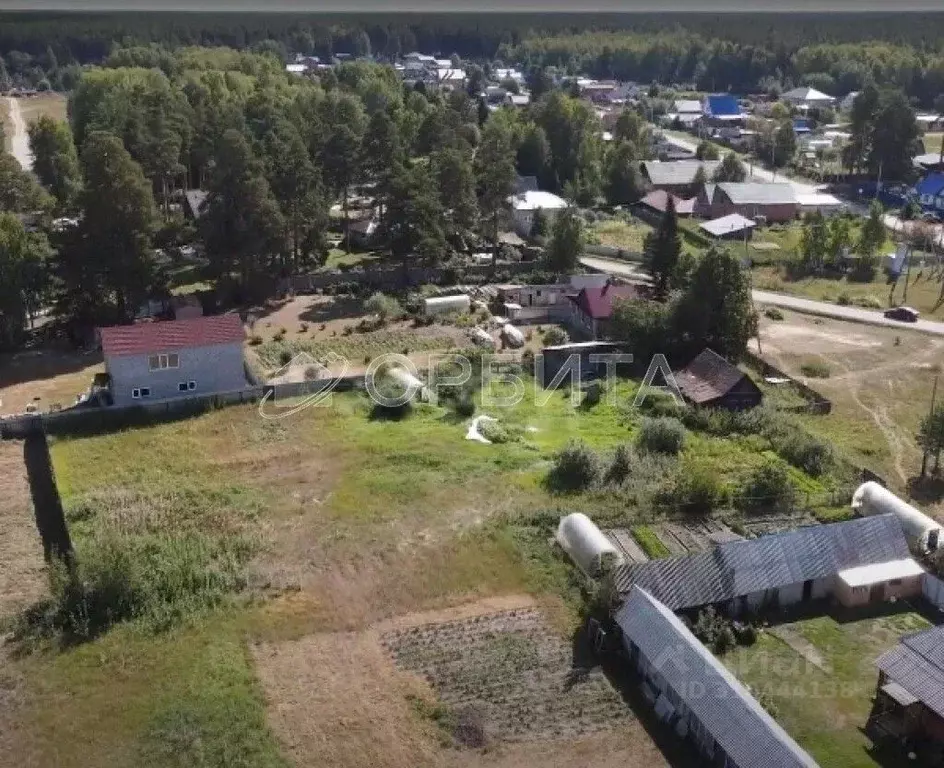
xmin=833 ymin=558 xmax=925 ymax=608
xmin=675 ymin=348 xmax=763 ymax=411
xmin=700 ymin=213 xmax=756 ymax=241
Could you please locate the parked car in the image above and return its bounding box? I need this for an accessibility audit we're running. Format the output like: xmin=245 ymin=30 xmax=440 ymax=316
xmin=884 ymin=306 xmax=920 ymax=322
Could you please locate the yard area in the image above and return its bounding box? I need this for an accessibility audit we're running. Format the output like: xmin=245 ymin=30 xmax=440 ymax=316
xmin=724 ymin=608 xmax=934 ymax=768
xmin=0 ymin=356 xmax=862 ymax=767
xmin=752 ymin=308 xmax=944 ymax=498
xmin=923 ymin=132 xmax=943 ymax=157
xmin=589 ymin=218 xmax=653 ymax=252
xmin=0 ymin=345 xmax=104 ymax=416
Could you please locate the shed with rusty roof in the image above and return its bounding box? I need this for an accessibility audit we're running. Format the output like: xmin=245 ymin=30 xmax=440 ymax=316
xmin=675 ymin=348 xmax=762 ymax=410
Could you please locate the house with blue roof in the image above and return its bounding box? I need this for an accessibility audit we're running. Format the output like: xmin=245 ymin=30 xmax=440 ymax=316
xmin=915 ymin=173 xmax=944 ymax=214
xmin=793 ymin=118 xmax=812 ymax=135
xmin=701 ymin=94 xmax=746 ymax=137
xmin=703 ymin=94 xmax=741 ymax=118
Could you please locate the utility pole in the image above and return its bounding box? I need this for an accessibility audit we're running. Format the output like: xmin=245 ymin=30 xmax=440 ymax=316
xmin=921 ymin=373 xmax=939 ymax=478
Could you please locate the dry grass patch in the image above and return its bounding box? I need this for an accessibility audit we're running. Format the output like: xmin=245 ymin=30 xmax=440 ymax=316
xmin=753 ymin=309 xmax=944 ymax=493
xmin=0 ymin=440 xmax=46 ymax=620
xmin=251 ymin=627 xmax=445 ymax=768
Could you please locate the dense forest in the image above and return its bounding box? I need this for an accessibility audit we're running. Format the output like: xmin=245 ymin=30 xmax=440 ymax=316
xmin=3 ymin=13 xmax=944 ymax=105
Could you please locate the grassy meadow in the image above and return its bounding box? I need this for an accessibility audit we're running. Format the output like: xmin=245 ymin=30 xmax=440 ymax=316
xmin=0 ymin=372 xmax=866 ymax=766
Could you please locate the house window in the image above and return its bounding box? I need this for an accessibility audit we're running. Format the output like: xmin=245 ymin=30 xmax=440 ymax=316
xmin=140 ymin=387 xmax=150 ymax=397
xmin=149 ymin=353 xmax=180 ymax=371
xmin=132 ymin=388 xmax=141 ymax=399
xmin=179 ymin=382 xmax=188 ymax=392
xmin=132 ymin=387 xmax=151 ymax=399
xmin=188 ymin=381 xmax=196 ymax=390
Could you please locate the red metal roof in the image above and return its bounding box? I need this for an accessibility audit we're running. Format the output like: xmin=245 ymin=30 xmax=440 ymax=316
xmin=98 ymin=314 xmax=245 ymax=357
xmin=570 ymin=283 xmax=640 ymax=320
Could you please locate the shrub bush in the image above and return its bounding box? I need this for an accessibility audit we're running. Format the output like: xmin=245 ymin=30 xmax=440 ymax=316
xmin=775 ymin=432 xmax=833 ymax=477
xmin=672 ymin=462 xmax=724 ymax=515
xmin=542 ymin=326 xmax=569 ymax=346
xmin=637 ymin=417 xmax=687 ymax=455
xmin=736 ymin=460 xmax=797 ymax=515
xmin=800 ymin=360 xmax=830 ymax=378
xmin=479 ymin=419 xmax=517 ymax=444
xmin=365 ymin=292 xmax=402 ymax=325
xmin=453 ymin=388 xmax=476 ymax=418
xmin=836 ymin=292 xmax=851 ymax=306
xmin=764 ymin=307 xmax=784 ymax=321
xmin=606 ymin=443 xmax=633 ymax=485
xmin=547 ymin=439 xmax=600 ymax=492
xmin=583 ymin=381 xmax=604 ymax=407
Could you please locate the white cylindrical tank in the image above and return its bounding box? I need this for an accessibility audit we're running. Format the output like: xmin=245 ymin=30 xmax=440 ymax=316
xmin=556 ymin=513 xmax=623 ymax=577
xmin=852 ymin=481 xmax=943 ymax=552
xmin=423 ymin=294 xmax=471 ymax=316
xmin=501 ymin=323 xmax=525 ymax=349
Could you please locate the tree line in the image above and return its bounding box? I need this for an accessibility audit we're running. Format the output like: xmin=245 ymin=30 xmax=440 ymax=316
xmin=0 ymin=46 xmax=664 ymax=348
xmin=4 ymin=13 xmax=944 ymax=106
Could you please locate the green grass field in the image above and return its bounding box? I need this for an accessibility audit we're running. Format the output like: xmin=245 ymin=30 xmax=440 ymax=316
xmin=0 ymin=373 xmax=868 ymax=766
xmin=724 ymin=609 xmax=931 ymax=768
xmin=589 ymin=218 xmax=653 ymax=252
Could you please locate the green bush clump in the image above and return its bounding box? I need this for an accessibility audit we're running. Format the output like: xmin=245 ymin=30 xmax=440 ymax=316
xmin=736 ymin=460 xmax=797 ymax=515
xmin=547 ymin=439 xmax=599 ymax=492
xmin=637 ymin=417 xmax=687 ymax=455
xmin=542 ymin=326 xmax=569 ymax=346
xmin=670 ymin=462 xmax=725 ymax=515
xmin=764 ymin=307 xmax=784 ymax=321
xmin=605 ymin=443 xmax=633 ymax=486
xmin=800 ymin=360 xmax=830 ymax=378
xmin=479 ymin=419 xmax=518 ymax=444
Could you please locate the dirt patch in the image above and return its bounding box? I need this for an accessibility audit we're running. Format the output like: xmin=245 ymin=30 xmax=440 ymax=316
xmin=0 ymin=441 xmax=45 ymax=621
xmin=252 ymin=628 xmax=444 ymax=768
xmin=382 ymin=606 xmax=632 ymax=745
xmin=444 ymin=726 xmax=670 ymax=768
xmin=253 ymin=597 xmax=660 ymax=768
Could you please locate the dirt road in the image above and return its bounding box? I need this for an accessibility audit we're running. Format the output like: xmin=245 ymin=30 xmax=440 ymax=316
xmin=5 ymin=97 xmax=33 ymax=170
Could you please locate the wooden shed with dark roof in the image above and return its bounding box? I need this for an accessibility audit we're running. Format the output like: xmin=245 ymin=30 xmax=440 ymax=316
xmin=675 ymin=348 xmax=762 ymax=410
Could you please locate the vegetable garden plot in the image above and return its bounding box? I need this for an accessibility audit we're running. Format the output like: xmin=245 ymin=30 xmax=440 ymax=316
xmin=381 ymin=608 xmax=631 ymax=745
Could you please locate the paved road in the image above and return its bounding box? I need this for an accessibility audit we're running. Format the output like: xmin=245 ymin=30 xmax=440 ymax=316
xmin=580 ymin=254 xmax=944 ymax=337
xmin=5 ymin=97 xmax=33 ymax=170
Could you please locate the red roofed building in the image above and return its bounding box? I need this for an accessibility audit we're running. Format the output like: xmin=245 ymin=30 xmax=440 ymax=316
xmin=638 ymin=189 xmax=696 ymax=217
xmin=98 ymin=314 xmax=247 ymax=406
xmin=569 ymin=281 xmax=642 ymax=339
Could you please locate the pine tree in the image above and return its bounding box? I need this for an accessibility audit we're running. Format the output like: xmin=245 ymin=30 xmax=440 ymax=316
xmin=645 ymin=196 xmax=682 ymax=299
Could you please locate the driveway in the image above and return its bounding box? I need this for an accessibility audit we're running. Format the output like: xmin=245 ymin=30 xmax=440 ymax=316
xmin=5 ymin=97 xmax=33 ymax=170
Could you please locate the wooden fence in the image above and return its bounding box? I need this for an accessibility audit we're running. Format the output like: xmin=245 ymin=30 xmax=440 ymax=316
xmin=743 ymin=349 xmax=832 ymax=415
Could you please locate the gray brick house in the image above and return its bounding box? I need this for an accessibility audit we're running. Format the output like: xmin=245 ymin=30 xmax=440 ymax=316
xmin=98 ymin=314 xmax=247 ymax=407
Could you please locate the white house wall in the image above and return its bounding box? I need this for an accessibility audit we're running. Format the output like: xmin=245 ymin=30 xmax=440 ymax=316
xmin=107 ymin=341 xmax=247 ymax=407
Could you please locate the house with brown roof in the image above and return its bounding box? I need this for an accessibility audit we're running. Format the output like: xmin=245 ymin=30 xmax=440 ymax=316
xmin=637 ymin=189 xmax=695 ymax=218
xmin=98 ymin=314 xmax=247 ymax=406
xmin=568 ymin=281 xmax=641 ymax=339
xmin=709 ymin=183 xmax=798 ymax=223
xmin=675 ymin=348 xmax=763 ymax=410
